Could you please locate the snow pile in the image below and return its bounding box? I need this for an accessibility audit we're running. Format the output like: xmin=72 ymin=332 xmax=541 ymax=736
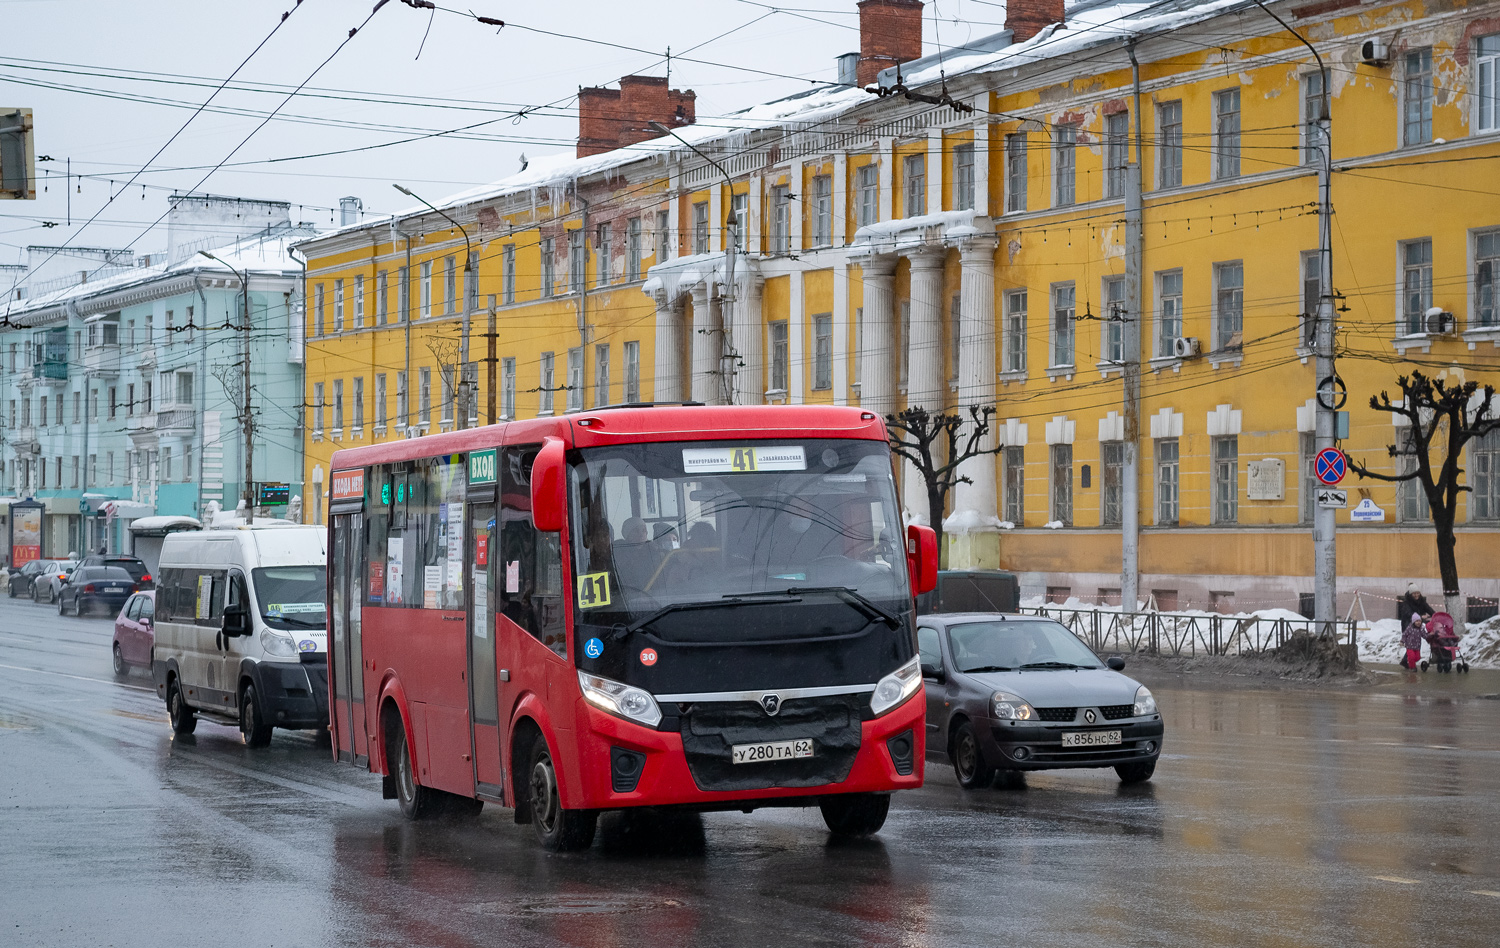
xmin=943 ymin=508 xmax=1005 ymax=536
xmin=1355 ymin=616 xmax=1500 ymax=668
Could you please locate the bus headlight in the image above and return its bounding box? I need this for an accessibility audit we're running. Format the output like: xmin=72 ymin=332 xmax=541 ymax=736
xmin=261 ymin=629 xmax=296 ymax=657
xmin=578 ymin=671 xmax=662 ymax=729
xmin=870 ymin=657 xmax=922 ymax=716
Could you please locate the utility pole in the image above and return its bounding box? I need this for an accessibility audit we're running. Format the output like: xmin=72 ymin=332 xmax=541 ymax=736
xmin=1121 ymin=47 xmax=1145 ymax=613
xmin=486 ymin=296 xmax=497 ymax=424
xmin=394 ymin=184 xmax=474 ymax=428
xmin=200 ymin=251 xmax=253 ymax=524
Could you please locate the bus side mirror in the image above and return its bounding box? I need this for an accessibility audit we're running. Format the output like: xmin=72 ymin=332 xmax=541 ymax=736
xmin=530 ymin=437 xmax=567 ymax=533
xmin=223 ymin=605 xmax=250 ymax=637
xmin=906 ymin=524 xmax=938 ymax=596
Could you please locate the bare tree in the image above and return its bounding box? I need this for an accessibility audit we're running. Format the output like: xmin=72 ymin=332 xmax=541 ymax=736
xmin=1349 ymin=370 xmax=1500 ymax=631
xmin=886 ymin=405 xmax=1003 ymax=558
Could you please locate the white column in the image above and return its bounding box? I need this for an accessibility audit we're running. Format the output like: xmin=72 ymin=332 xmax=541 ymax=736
xmin=877 ymin=137 xmax=894 ymax=223
xmin=832 ymin=258 xmax=849 ymax=404
xmin=709 ymin=185 xmax=723 ymax=254
xmin=927 ymin=129 xmax=943 ymax=215
xmin=789 ymin=267 xmax=805 ymax=403
xmin=953 ymin=237 xmax=999 ymax=520
xmin=832 ymin=152 xmax=848 ymax=247
xmin=904 ymin=246 xmax=947 ymax=523
xmin=787 ymin=159 xmax=804 ymax=252
xmin=972 ymin=119 xmax=990 ymax=216
xmin=651 ymin=285 xmax=684 ymax=402
xmin=689 ymin=281 xmax=723 ymax=405
xmin=856 ymin=255 xmax=898 ymax=416
xmin=735 ymin=274 xmax=765 ymax=404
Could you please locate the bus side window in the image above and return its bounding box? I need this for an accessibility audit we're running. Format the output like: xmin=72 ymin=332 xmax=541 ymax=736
xmin=499 ymin=445 xmax=566 ymax=656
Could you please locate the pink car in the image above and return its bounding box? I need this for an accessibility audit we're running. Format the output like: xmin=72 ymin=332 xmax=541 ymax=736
xmin=112 ymin=591 xmax=155 ymax=677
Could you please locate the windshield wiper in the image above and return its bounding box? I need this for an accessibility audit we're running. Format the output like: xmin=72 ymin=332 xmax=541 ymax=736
xmin=731 ymin=586 xmax=901 ymax=629
xmin=624 ymin=596 xmax=797 ymax=636
xmin=1019 ymin=661 xmax=1088 ymax=670
xmin=270 ymin=615 xmax=326 ymax=628
xmin=961 ymin=664 xmax=1015 ymax=673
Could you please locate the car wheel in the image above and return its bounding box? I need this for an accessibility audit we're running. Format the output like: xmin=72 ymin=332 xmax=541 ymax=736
xmin=6 ymin=581 xmax=15 ymax=598
xmin=951 ymin=721 xmax=996 ymax=790
xmin=166 ymin=678 xmax=197 ymax=735
xmin=112 ymin=643 xmax=126 ymax=677
xmin=819 ymin=792 xmax=890 ymax=836
xmin=1116 ymin=761 xmax=1156 ymax=784
xmin=240 ymin=683 xmax=274 ymax=748
xmin=527 ymin=734 xmax=597 ymax=851
xmin=390 ymin=719 xmax=440 ymax=820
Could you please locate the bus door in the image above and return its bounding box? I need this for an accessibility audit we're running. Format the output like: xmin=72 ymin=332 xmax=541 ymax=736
xmin=331 ymin=511 xmax=369 ymax=765
xmin=466 ymin=449 xmax=504 ymax=800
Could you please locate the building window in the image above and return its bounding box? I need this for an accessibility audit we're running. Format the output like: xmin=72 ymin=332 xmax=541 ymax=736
xmin=333 ymin=379 xmax=345 ymax=432
xmin=419 ymin=367 xmax=431 ymax=427
xmin=1213 ymin=88 xmax=1241 ymax=179
xmin=1398 ymin=429 xmax=1430 ymax=522
xmin=1470 ymin=430 xmax=1500 ymax=521
xmin=1215 ymin=261 xmax=1244 ymax=351
xmin=769 ymin=320 xmax=789 ymax=393
xmin=1475 ymin=231 xmax=1498 ymax=328
xmin=397 ymin=266 xmax=409 ymax=321
xmin=626 ymin=218 xmax=642 ymax=282
xmin=72 ymin=390 xmax=80 ymax=424
xmin=856 ymin=164 xmax=879 ymax=228
xmin=770 ymin=185 xmax=791 ymax=253
xmin=71 ymin=455 xmax=79 ymax=489
xmin=1054 ymin=124 xmax=1076 ymax=207
xmin=568 ymin=230 xmax=585 ymax=294
xmin=566 ymin=348 xmax=583 ymax=411
xmin=314 ymin=284 xmax=325 ymax=336
xmin=443 ymin=256 xmax=457 ymax=313
xmin=1005 ymin=133 xmax=1028 ymax=213
xmin=903 ymin=153 xmax=926 ymax=217
xmin=1302 ymin=251 xmax=1322 ymax=346
xmin=949 ymin=294 xmax=961 ymax=384
xmin=594 ymin=343 xmax=610 ymax=408
xmin=1155 ymin=438 xmax=1180 ymax=526
xmin=396 ymin=371 xmax=408 ymax=428
xmin=813 ymin=314 xmax=833 ymax=390
xmin=1303 ymin=71 xmax=1327 ymax=165
xmin=312 ymin=382 xmax=325 ymax=436
xmin=502 ymin=246 xmax=516 ymax=304
xmin=420 ymin=261 xmax=433 ymax=317
xmin=1158 ymin=101 xmax=1183 ymax=189
xmin=540 ymin=237 xmax=555 ymax=298
xmin=440 ymin=365 xmax=455 ymax=425
xmin=539 ymin=352 xmax=555 ymax=414
xmin=730 ymin=193 xmax=748 ymax=252
xmin=953 ymin=142 xmax=975 ymax=211
xmin=1004 ymin=290 xmax=1027 ymax=373
xmin=1050 ymin=443 xmax=1073 ymax=526
xmin=853 ymin=306 xmax=864 ymax=387
xmin=1103 ymin=276 xmax=1125 ymax=364
xmin=812 ymin=174 xmax=833 ymax=246
xmin=1479 ymin=35 xmax=1500 ymax=134
xmin=376 ymin=271 xmax=388 ymax=323
xmin=334 ymin=279 xmax=345 ymax=332
xmin=354 ymin=273 xmax=366 ymax=327
xmin=1213 ymin=435 xmax=1239 ymax=524
xmin=1101 ymin=441 xmax=1124 ymax=526
xmin=1402 ymin=238 xmax=1433 ymax=335
xmin=692 ymin=202 xmax=709 ymax=254
xmin=1157 ymin=269 xmax=1183 ymax=357
xmin=1404 ymin=48 xmax=1433 ymax=146
xmin=623 ymin=341 xmax=640 ymax=404
xmin=353 ymin=376 xmax=364 ymax=431
xmin=1003 ymin=446 xmax=1025 ymax=525
xmin=501 ymin=358 xmax=516 ymax=418
xmin=655 ymin=208 xmax=670 ymax=262
xmin=1051 ymin=283 xmax=1075 ymax=367
xmin=596 ymin=222 xmax=612 ymax=287
xmin=1104 ymin=111 xmax=1129 ymax=199
xmin=375 ymin=373 xmax=387 ymax=430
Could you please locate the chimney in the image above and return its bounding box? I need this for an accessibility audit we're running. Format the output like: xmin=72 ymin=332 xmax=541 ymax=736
xmin=339 ymin=196 xmax=363 ymax=227
xmin=1006 ymin=0 xmax=1065 ymax=44
xmin=577 ymin=75 xmax=696 ymax=158
xmin=836 ymin=51 xmax=860 ymax=86
xmin=857 ymin=0 xmax=923 ymax=89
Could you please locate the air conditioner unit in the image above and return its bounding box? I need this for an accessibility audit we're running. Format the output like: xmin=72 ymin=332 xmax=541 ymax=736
xmin=1424 ymin=307 xmax=1456 ymax=336
xmin=1172 ymin=336 xmax=1201 ymax=358
xmin=1360 ymin=39 xmax=1389 ymax=66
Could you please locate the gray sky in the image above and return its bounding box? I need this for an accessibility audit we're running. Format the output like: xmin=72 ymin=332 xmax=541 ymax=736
xmin=0 ymin=0 xmax=1005 ymax=263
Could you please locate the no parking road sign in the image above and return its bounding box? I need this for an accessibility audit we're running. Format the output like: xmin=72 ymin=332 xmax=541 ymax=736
xmin=1314 ymin=447 xmax=1347 ymax=486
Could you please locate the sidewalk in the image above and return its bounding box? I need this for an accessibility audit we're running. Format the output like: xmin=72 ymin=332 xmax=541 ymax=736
xmin=1126 ymin=653 xmax=1500 ymax=700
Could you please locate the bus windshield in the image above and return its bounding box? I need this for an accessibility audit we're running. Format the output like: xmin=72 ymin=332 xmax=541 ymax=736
xmin=568 ymin=439 xmax=907 ymax=627
xmin=253 ymin=565 xmax=328 ymax=630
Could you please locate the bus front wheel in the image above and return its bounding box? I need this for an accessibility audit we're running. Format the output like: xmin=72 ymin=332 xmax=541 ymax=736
xmin=390 ymin=719 xmax=440 ymax=820
xmin=526 ymin=736 xmax=597 ymax=851
xmin=819 ymin=792 xmax=890 ymax=836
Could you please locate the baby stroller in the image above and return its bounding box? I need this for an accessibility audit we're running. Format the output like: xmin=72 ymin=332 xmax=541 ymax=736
xmin=1421 ymin=612 xmax=1470 ymax=673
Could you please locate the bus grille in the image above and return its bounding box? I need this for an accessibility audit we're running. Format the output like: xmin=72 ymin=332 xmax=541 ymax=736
xmin=678 ymin=694 xmax=864 ymax=792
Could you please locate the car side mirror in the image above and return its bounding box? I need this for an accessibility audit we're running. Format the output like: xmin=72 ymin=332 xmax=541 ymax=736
xmin=141 ymin=617 xmax=153 ymax=630
xmin=222 ymin=604 xmax=250 ymax=637
xmin=920 ymin=661 xmax=945 ymax=681
xmin=1107 ymin=656 xmax=1126 ymax=671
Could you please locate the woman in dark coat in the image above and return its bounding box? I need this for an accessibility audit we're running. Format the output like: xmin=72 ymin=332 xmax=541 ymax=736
xmin=1398 ymin=584 xmax=1435 ymax=626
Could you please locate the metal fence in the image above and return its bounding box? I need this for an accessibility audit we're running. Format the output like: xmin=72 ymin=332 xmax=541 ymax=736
xmin=1017 ymin=606 xmax=1356 ymax=657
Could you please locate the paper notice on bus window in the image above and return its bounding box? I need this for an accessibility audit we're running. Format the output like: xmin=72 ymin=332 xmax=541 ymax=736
xmin=682 ymin=445 xmax=806 ymax=474
xmin=472 ymin=569 xmax=488 ymax=627
xmin=386 ymin=538 xmax=404 ymax=605
xmin=197 ymin=574 xmax=213 ymax=620
xmin=506 ymin=561 xmax=520 ymax=594
xmin=423 ymin=565 xmax=441 ymax=609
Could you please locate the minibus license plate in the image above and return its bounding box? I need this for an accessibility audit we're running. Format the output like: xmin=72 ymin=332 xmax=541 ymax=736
xmin=732 ymin=738 xmax=814 ymax=764
xmin=1062 ymin=730 xmax=1121 ymax=747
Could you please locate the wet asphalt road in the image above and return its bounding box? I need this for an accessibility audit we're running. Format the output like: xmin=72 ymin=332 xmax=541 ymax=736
xmin=2 ymin=595 xmax=1499 ymax=948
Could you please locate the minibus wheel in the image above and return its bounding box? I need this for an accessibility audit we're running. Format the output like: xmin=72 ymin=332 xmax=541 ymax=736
xmin=167 ymin=679 xmax=196 ymax=736
xmin=527 ymin=735 xmax=597 ymax=851
xmin=239 ymin=683 xmax=273 ymax=748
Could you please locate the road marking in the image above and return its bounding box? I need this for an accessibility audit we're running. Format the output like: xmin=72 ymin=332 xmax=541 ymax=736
xmin=1470 ymin=890 xmax=1500 ymax=898
xmin=1371 ymin=875 xmax=1420 ymax=885
xmin=0 ymin=661 xmax=155 ymax=692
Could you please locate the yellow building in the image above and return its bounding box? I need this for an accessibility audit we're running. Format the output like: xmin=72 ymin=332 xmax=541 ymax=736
xmin=297 ymin=0 xmax=1500 ymax=615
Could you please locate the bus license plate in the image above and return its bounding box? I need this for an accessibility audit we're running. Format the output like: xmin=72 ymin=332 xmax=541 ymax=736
xmin=732 ymin=738 xmax=814 ymax=764
xmin=1062 ymin=730 xmax=1122 ymax=747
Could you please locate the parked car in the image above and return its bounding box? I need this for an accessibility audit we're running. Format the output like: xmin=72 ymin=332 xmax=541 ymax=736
xmin=8 ymin=558 xmax=73 ymax=599
xmin=31 ymin=559 xmax=78 ymax=603
xmin=58 ymin=565 xmax=139 ymax=617
xmin=79 ymin=553 xmax=154 ymax=589
xmin=917 ymin=613 xmax=1164 ymax=788
xmin=112 ymin=591 xmax=156 ymax=676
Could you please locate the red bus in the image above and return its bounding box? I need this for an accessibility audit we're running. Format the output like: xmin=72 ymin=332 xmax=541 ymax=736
xmin=326 ymin=405 xmax=937 ymax=850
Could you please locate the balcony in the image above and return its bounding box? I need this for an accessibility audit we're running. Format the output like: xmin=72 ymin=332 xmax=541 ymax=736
xmin=125 ymin=413 xmax=158 ymax=448
xmin=83 ymin=344 xmax=120 ymax=377
xmin=156 ymin=405 xmax=196 ymax=435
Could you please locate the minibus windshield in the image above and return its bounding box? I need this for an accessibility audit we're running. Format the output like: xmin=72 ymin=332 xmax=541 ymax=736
xmin=254 ymin=565 xmax=328 ymax=630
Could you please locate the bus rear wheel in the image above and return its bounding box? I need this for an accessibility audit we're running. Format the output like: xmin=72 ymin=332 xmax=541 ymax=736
xmin=820 ymin=792 xmax=890 ymax=836
xmin=527 ymin=736 xmax=596 ymax=851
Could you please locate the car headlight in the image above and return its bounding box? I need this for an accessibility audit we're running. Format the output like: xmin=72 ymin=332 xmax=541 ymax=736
xmin=992 ymin=691 xmax=1036 ymax=721
xmin=1133 ymin=685 xmax=1157 ymax=717
xmin=261 ymin=628 xmax=296 ymax=657
xmin=870 ymin=657 xmax=922 ymax=716
xmin=578 ymin=671 xmax=662 ymax=729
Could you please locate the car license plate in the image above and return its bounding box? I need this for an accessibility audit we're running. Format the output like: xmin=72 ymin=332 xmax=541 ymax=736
xmin=1062 ymin=730 xmax=1122 ymax=747
xmin=731 ymin=738 xmax=814 ymax=764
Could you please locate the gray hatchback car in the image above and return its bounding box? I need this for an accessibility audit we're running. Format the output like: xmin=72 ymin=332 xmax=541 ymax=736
xmin=917 ymin=614 xmax=1164 ymax=788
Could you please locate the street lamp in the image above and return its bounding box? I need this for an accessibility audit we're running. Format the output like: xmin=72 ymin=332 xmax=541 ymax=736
xmin=393 ymin=183 xmax=476 ymax=428
xmin=199 ymin=250 xmax=254 ymax=524
xmin=648 ymin=120 xmax=738 ymax=405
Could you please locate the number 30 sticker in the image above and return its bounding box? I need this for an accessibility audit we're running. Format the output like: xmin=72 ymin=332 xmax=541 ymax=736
xmin=576 ymin=572 xmax=611 ymax=609
xmin=639 ymin=648 xmax=659 ymax=667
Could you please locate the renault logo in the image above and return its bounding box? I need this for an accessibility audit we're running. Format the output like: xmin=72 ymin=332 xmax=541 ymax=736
xmin=1083 ymin=709 xmax=1097 ymax=724
xmin=761 ymin=693 xmax=781 ymax=716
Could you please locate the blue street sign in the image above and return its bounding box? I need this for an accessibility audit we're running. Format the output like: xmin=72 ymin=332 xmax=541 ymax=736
xmin=1314 ymin=447 xmax=1347 ymax=486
